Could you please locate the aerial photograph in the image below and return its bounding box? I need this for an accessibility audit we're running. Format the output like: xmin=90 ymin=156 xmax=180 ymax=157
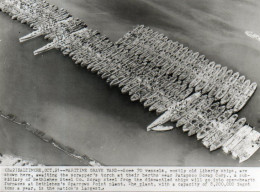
xmin=0 ymin=0 xmax=259 ymax=168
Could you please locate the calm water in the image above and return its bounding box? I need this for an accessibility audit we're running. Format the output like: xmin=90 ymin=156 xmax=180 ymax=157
xmin=0 ymin=0 xmax=259 ymax=166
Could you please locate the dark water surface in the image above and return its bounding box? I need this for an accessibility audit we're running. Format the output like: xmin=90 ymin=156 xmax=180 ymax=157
xmin=0 ymin=0 xmax=259 ymax=166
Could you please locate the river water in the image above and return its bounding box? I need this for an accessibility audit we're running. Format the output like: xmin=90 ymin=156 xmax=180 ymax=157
xmin=0 ymin=0 xmax=259 ymax=166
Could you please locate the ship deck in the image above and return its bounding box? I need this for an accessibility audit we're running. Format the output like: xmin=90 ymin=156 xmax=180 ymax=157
xmin=0 ymin=0 xmax=259 ymax=166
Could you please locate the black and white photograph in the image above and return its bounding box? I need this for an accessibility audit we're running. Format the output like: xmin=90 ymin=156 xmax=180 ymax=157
xmin=0 ymin=0 xmax=259 ymax=191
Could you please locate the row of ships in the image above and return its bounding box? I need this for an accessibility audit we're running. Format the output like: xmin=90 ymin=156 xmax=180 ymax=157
xmin=0 ymin=0 xmax=259 ymax=163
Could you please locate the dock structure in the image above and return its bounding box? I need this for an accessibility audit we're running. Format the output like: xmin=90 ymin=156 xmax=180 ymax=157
xmin=0 ymin=0 xmax=259 ymax=163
